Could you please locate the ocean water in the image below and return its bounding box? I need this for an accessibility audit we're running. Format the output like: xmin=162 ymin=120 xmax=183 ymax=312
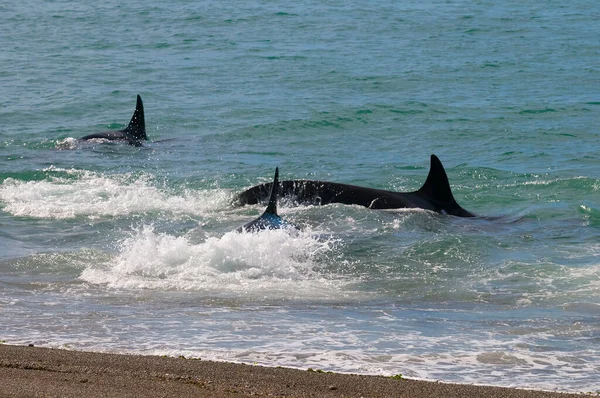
xmin=1 ymin=0 xmax=599 ymax=392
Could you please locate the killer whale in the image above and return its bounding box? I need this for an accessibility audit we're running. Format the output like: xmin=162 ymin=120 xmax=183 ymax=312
xmin=234 ymin=155 xmax=476 ymax=217
xmin=238 ymin=167 xmax=296 ymax=232
xmin=80 ymin=95 xmax=147 ymax=145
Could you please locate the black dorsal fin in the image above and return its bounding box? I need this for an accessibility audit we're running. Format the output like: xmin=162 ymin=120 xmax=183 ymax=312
xmin=417 ymin=155 xmax=454 ymax=203
xmin=123 ymin=95 xmax=146 ymax=141
xmin=417 ymin=155 xmax=475 ymax=217
xmin=264 ymin=167 xmax=279 ymax=215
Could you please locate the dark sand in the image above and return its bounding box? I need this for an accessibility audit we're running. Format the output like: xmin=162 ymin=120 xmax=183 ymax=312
xmin=0 ymin=345 xmax=583 ymax=397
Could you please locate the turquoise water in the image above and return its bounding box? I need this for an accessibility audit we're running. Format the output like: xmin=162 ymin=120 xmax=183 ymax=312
xmin=1 ymin=0 xmax=599 ymax=392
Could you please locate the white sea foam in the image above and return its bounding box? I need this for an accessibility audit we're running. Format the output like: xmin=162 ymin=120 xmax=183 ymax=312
xmin=55 ymin=137 xmax=79 ymax=149
xmin=80 ymin=225 xmax=347 ymax=299
xmin=0 ymin=168 xmax=228 ymax=219
xmin=4 ymin=313 xmax=598 ymax=393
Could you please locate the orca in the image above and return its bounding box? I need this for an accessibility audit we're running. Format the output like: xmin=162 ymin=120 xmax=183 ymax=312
xmin=238 ymin=167 xmax=296 ymax=232
xmin=80 ymin=95 xmax=147 ymax=145
xmin=234 ymin=155 xmax=476 ymax=217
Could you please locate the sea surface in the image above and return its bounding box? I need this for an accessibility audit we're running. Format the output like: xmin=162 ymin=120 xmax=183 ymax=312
xmin=1 ymin=0 xmax=599 ymax=392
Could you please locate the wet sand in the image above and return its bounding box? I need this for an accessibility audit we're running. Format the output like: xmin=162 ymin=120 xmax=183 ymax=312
xmin=0 ymin=345 xmax=583 ymax=397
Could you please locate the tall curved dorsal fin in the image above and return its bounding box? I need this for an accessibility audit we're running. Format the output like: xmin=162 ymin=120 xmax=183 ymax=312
xmin=263 ymin=167 xmax=279 ymax=216
xmin=417 ymin=154 xmax=475 ymax=217
xmin=417 ymin=155 xmax=455 ymax=204
xmin=123 ymin=95 xmax=146 ymax=141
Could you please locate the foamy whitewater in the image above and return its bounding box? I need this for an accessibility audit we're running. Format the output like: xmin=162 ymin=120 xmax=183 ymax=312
xmin=1 ymin=0 xmax=599 ymax=393
xmin=2 ymin=171 xmax=599 ymax=391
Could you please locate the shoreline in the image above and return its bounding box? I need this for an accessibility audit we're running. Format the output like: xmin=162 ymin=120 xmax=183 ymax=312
xmin=0 ymin=344 xmax=584 ymax=397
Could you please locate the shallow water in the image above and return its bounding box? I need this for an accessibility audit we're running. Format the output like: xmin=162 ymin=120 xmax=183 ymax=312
xmin=1 ymin=0 xmax=599 ymax=392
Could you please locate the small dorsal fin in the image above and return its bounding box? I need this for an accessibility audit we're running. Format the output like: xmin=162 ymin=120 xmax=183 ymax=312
xmin=263 ymin=167 xmax=279 ymax=215
xmin=237 ymin=167 xmax=284 ymax=233
xmin=123 ymin=95 xmax=146 ymax=141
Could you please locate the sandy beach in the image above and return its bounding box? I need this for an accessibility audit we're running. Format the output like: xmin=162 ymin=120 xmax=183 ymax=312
xmin=0 ymin=344 xmax=585 ymax=397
